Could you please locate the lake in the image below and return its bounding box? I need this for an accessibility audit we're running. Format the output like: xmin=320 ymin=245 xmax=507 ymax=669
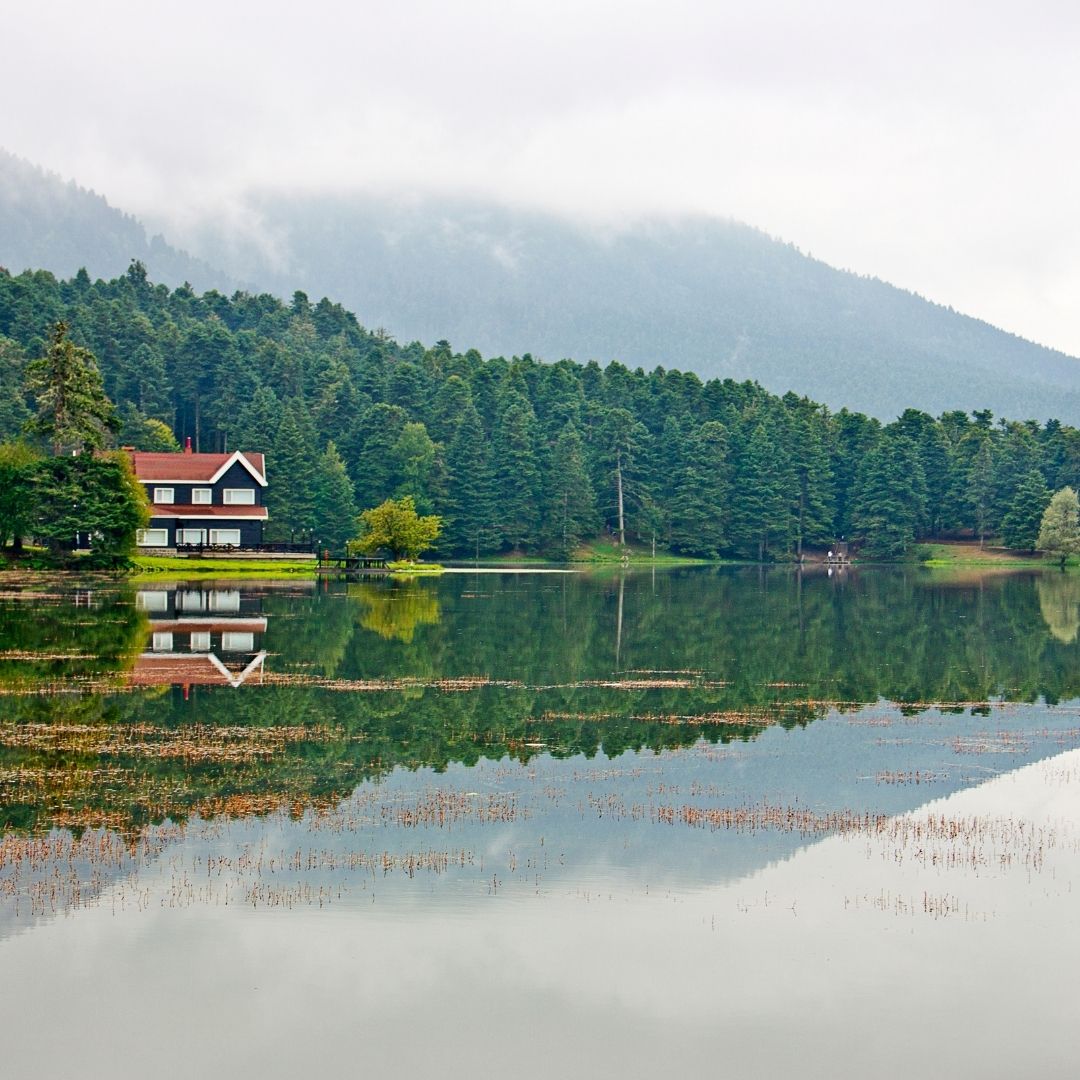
xmin=2 ymin=566 xmax=1079 ymax=1078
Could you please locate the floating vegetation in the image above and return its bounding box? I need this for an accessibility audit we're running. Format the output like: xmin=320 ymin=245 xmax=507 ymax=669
xmin=874 ymin=770 xmax=948 ymax=785
xmin=952 ymin=732 xmax=1032 ymax=754
xmin=261 ymin=673 xmax=522 ymax=692
xmin=0 ymin=722 xmax=340 ymax=761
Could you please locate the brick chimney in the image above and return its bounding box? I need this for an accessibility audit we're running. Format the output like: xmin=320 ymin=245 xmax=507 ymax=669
xmin=184 ymin=436 xmax=193 ymax=454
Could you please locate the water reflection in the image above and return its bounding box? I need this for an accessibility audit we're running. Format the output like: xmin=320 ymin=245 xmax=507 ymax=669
xmin=348 ymin=580 xmax=440 ymax=642
xmin=132 ymin=587 xmax=268 ymax=689
xmin=3 ymin=568 xmax=1080 ymax=1074
xmin=1036 ymin=572 xmax=1080 ymax=643
xmin=4 ymin=567 xmax=1080 ymax=840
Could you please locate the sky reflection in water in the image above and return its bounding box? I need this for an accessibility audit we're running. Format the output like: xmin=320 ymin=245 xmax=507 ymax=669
xmin=1 ymin=567 xmax=1079 ymax=1077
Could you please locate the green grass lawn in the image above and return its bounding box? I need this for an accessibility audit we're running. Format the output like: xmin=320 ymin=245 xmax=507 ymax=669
xmin=132 ymin=555 xmax=318 ymax=576
xmin=919 ymin=541 xmax=1050 ymax=568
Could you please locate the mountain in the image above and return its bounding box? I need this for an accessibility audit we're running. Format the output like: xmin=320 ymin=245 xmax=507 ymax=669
xmin=171 ymin=192 xmax=1080 ymax=423
xmin=0 ymin=150 xmax=235 ymax=294
xmin=4 ymin=146 xmax=1079 ymax=422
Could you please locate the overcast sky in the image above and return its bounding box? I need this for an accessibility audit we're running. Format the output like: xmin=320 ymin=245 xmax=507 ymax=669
xmin=4 ymin=0 xmax=1079 ymax=355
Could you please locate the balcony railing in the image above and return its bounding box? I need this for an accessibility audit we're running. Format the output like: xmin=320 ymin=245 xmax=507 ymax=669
xmin=175 ymin=542 xmax=315 ymax=555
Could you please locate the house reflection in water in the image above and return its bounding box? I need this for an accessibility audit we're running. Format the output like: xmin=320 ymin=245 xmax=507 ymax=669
xmin=133 ymin=587 xmax=268 ymax=689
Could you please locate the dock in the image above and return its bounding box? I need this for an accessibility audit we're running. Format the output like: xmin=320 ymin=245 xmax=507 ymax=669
xmin=316 ymin=555 xmax=389 ymax=575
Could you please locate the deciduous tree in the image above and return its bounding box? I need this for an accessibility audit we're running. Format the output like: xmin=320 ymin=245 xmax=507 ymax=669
xmin=355 ymin=496 xmax=442 ymax=562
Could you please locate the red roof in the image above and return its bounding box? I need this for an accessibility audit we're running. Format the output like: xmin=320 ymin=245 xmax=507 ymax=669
xmin=130 ymin=652 xmax=266 ymax=688
xmin=148 ymin=504 xmax=268 ymax=519
xmin=130 ymin=450 xmax=266 ymax=485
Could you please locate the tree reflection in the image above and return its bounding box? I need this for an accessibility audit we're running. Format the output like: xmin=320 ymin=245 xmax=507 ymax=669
xmin=349 ymin=580 xmax=440 ymax=643
xmin=1037 ymin=573 xmax=1080 ymax=644
xmin=5 ymin=568 xmax=1080 ymax=834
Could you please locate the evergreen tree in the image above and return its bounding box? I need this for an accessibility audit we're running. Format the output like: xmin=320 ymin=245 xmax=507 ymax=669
xmin=849 ymin=434 xmax=927 ymax=558
xmin=668 ymin=421 xmax=729 ymax=557
xmin=893 ymin=409 xmax=952 ymax=536
xmin=966 ymin=437 xmax=996 ymax=546
xmin=1001 ymin=469 xmax=1051 ymax=550
xmin=830 ymin=409 xmax=881 ymax=539
xmin=266 ymin=406 xmax=317 ymax=541
xmin=785 ymin=399 xmax=834 ymax=556
xmin=24 ymin=321 xmax=118 ymax=453
xmin=0 ymin=442 xmax=39 ymax=549
xmin=233 ymin=385 xmax=282 ymax=453
xmin=116 ymin=402 xmax=180 ymax=451
xmin=0 ymin=336 xmax=30 ymax=442
xmin=352 ymin=403 xmax=408 ymax=512
xmin=542 ymin=422 xmax=598 ymax=558
xmin=727 ymin=422 xmax=790 ymax=560
xmin=443 ymin=402 xmax=498 ymax=557
xmin=31 ymin=453 xmax=149 ymax=565
xmin=492 ymin=395 xmax=542 ymax=550
xmin=591 ymin=406 xmax=648 ymax=548
xmin=313 ymin=441 xmax=359 ymax=552
xmin=390 ymin=421 xmax=443 ymax=515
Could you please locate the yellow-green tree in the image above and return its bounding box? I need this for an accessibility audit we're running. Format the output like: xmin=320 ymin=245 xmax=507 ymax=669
xmin=1038 ymin=486 xmax=1080 ymax=568
xmin=355 ymin=496 xmax=442 ymax=561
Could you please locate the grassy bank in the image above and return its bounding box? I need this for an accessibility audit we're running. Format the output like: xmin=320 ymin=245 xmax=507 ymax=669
xmin=571 ymin=540 xmax=718 ymax=566
xmin=919 ymin=541 xmax=1051 ymax=568
xmin=132 ymin=555 xmax=319 ymax=577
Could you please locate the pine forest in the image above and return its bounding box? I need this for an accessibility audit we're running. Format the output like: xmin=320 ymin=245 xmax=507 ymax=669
xmin=2 ymin=262 xmax=1078 ymax=560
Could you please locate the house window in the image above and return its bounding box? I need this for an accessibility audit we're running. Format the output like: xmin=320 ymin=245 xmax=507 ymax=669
xmin=209 ymin=529 xmax=241 ymax=546
xmin=177 ymin=591 xmax=207 ymax=612
xmin=223 ymin=488 xmax=255 ymax=505
xmin=178 ymin=528 xmax=206 ymax=545
xmin=136 ymin=528 xmax=169 ymax=547
xmin=136 ymin=590 xmax=168 ymax=612
xmin=192 ymin=488 xmax=212 ymax=504
xmin=221 ymin=632 xmax=254 ymax=653
xmin=209 ymin=591 xmax=240 ymax=613
xmin=151 ymin=632 xmax=174 ymax=652
xmin=189 ymin=631 xmax=211 ymax=652
xmin=152 ymin=488 xmax=174 ymax=504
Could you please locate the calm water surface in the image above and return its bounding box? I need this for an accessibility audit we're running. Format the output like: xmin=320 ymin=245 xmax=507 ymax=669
xmin=1 ymin=566 xmax=1079 ymax=1078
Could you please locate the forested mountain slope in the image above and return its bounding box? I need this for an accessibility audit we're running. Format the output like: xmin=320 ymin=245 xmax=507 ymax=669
xmin=0 ymin=150 xmax=234 ymax=294
xmin=2 ymin=266 xmax=1079 ymax=560
xmin=175 ymin=193 xmax=1080 ymax=423
xmin=4 ymin=149 xmax=1078 ymax=423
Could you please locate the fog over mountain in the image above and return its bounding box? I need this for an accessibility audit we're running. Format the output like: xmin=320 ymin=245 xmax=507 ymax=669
xmin=0 ymin=151 xmax=235 ymax=294
xmin=4 ymin=147 xmax=1080 ymax=423
xmin=165 ymin=191 xmax=1080 ymax=423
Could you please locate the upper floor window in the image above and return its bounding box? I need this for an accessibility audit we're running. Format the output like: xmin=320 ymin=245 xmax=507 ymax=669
xmin=152 ymin=487 xmax=174 ymax=504
xmin=223 ymin=488 xmax=255 ymax=505
xmin=192 ymin=488 xmax=212 ymax=504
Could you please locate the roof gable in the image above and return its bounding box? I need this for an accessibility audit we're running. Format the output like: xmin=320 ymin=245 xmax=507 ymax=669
xmin=130 ymin=450 xmax=267 ymax=486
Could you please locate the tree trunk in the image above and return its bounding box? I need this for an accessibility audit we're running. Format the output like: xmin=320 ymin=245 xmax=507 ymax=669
xmin=615 ymin=449 xmax=625 ymax=547
xmin=797 ymin=487 xmax=805 ymax=559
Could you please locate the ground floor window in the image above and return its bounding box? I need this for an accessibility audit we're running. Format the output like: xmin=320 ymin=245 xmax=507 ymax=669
xmin=222 ymin=632 xmax=254 ymax=653
xmin=178 ymin=528 xmax=207 ymax=545
xmin=137 ymin=528 xmax=169 ymax=547
xmin=209 ymin=529 xmax=241 ymax=546
xmin=151 ymin=632 xmax=173 ymax=652
xmin=189 ymin=631 xmax=211 ymax=652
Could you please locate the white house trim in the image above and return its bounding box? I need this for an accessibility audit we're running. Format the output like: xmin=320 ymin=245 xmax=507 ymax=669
xmin=149 ymin=511 xmax=268 ymax=520
xmin=209 ymin=451 xmax=267 ymax=487
xmin=142 ymin=453 xmax=267 ymax=487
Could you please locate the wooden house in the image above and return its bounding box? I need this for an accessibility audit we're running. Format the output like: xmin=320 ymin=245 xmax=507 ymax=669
xmin=128 ymin=440 xmax=268 ymax=550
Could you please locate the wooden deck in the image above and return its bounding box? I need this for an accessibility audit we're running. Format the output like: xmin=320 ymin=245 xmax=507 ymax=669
xmin=316 ymin=555 xmax=389 ymax=574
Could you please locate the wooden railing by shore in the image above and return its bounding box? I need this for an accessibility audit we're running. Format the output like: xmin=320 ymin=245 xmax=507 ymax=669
xmin=316 ymin=554 xmax=389 ymax=574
